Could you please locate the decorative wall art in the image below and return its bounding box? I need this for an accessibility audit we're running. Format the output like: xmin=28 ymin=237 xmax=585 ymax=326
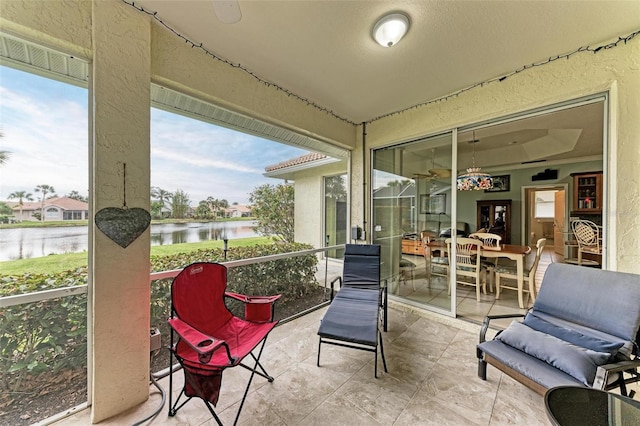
xmin=95 ymin=163 xmax=151 ymax=248
xmin=420 ymin=194 xmax=446 ymax=214
xmin=485 ymin=175 xmax=510 ymax=193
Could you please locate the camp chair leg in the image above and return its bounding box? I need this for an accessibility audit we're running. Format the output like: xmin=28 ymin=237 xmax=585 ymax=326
xmin=204 ymin=401 xmax=224 ymax=426
xmin=238 ymin=352 xmax=274 ymax=382
xmin=317 ymin=337 xmax=322 ymax=367
xmin=168 ymin=389 xmax=192 ymax=417
xmin=233 ymin=338 xmax=270 ymax=426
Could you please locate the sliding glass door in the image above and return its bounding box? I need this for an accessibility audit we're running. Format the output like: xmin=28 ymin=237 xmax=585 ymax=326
xmin=372 ymin=132 xmax=455 ymax=315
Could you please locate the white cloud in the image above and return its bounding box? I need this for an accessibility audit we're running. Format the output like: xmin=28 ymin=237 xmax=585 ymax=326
xmin=152 ymin=147 xmax=262 ymax=174
xmin=1 ymin=66 xmax=310 ymax=205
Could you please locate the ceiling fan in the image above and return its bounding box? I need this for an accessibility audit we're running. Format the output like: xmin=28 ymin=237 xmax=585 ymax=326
xmin=413 ymin=149 xmax=452 ymax=180
xmin=213 ymin=0 xmax=242 ymax=24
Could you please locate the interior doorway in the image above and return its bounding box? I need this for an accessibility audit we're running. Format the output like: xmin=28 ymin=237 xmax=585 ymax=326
xmin=523 ymin=185 xmax=568 ymax=257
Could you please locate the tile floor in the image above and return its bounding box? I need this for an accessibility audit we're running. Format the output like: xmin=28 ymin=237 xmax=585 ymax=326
xmin=54 ymin=304 xmax=554 ymax=426
xmin=53 ymin=246 xmax=634 ymax=425
xmin=392 ymin=245 xmax=563 ymax=329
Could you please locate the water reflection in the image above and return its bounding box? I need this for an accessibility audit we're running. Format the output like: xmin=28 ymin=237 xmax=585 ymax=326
xmin=0 ymin=221 xmax=258 ymax=261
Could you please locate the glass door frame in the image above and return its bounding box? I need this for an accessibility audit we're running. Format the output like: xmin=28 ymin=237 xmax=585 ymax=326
xmin=370 ymin=130 xmax=459 ymax=318
xmin=369 ymin=93 xmax=609 ymax=318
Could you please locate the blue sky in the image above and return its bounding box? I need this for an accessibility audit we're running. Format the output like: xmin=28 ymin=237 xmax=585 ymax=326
xmin=0 ymin=65 xmax=308 ymax=205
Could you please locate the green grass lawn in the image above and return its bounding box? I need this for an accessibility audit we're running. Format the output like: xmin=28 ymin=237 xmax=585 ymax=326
xmin=0 ymin=236 xmax=272 ymax=275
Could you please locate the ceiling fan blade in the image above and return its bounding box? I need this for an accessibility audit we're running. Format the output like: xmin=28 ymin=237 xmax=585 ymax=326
xmin=413 ymin=173 xmax=435 ymax=180
xmin=213 ymin=0 xmax=242 ymax=24
xmin=428 ymin=169 xmax=451 ymax=178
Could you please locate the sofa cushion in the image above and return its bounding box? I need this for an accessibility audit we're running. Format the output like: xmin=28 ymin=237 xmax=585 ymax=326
xmin=530 ymin=311 xmax=635 ymax=358
xmin=478 ymin=340 xmax=584 ymax=389
xmin=523 ymin=313 xmax=625 ymax=357
xmin=534 ymin=264 xmax=640 ymax=345
xmin=496 ymin=321 xmax=611 ymax=386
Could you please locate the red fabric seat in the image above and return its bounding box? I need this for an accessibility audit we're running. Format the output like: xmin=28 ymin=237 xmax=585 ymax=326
xmin=168 ymin=262 xmax=280 ymax=425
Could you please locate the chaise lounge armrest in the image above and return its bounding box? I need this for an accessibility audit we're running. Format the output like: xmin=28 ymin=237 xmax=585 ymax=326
xmin=168 ymin=317 xmax=235 ymax=365
xmin=593 ymin=359 xmax=640 ymax=390
xmin=328 ymin=276 xmax=342 ymax=299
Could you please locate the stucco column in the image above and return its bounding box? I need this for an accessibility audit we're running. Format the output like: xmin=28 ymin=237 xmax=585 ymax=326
xmin=90 ymin=1 xmax=151 ymax=422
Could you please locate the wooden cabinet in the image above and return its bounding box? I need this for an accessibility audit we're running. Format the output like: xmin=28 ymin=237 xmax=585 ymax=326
xmin=477 ymin=200 xmax=511 ymax=244
xmin=571 ymin=171 xmax=602 ymax=213
xmin=401 ymin=238 xmax=423 ymax=255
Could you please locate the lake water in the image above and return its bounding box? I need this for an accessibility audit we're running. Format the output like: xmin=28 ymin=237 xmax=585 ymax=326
xmin=0 ymin=221 xmax=259 ymax=261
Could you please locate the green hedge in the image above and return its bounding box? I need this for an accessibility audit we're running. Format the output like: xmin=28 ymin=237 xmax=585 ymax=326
xmin=1 ymin=242 xmax=318 ymax=390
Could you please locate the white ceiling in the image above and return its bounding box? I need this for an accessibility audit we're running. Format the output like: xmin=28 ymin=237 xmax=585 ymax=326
xmin=135 ymin=0 xmax=640 ymax=124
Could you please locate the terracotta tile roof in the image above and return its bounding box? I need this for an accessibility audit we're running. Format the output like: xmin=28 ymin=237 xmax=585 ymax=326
xmin=12 ymin=196 xmax=88 ymax=211
xmin=225 ymin=204 xmax=251 ymax=213
xmin=265 ymin=152 xmax=327 ymax=172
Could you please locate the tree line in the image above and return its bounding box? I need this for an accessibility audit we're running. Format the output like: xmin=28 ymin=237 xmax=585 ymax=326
xmin=3 ymin=185 xmax=88 ymax=221
xmin=3 ymin=183 xmax=295 ymax=244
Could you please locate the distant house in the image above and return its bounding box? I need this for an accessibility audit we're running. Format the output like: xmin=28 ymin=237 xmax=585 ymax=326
xmin=223 ymin=204 xmax=252 ymax=218
xmin=13 ymin=196 xmax=89 ymax=221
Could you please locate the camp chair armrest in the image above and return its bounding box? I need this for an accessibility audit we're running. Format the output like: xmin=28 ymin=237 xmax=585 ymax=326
xmin=168 ymin=317 xmax=235 ymax=364
xmin=225 ymin=292 xmax=282 ymax=305
xmin=593 ymin=359 xmax=640 ymax=390
xmin=225 ymin=292 xmax=282 ymax=322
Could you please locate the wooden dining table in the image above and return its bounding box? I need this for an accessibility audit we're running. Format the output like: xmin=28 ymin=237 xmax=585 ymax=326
xmin=426 ymin=240 xmax=532 ymax=308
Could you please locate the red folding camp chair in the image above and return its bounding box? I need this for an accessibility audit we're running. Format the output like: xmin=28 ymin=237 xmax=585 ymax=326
xmin=168 ymin=262 xmax=281 ymax=425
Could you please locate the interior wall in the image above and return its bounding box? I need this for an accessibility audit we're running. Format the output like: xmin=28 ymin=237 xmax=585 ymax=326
xmin=456 ymin=160 xmax=602 ymax=245
xmin=362 ymin=37 xmax=640 ymax=273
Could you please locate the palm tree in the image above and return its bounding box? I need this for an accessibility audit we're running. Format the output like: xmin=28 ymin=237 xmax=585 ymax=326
xmin=151 ymin=187 xmax=172 ymax=215
xmin=0 ymin=131 xmax=8 ymax=166
xmin=170 ymin=189 xmax=191 ymax=219
xmin=8 ymin=191 xmax=33 ymax=221
xmin=35 ymin=184 xmax=56 ymax=222
xmin=66 ymin=190 xmax=88 ymax=202
xmin=0 ymin=150 xmax=9 ymax=166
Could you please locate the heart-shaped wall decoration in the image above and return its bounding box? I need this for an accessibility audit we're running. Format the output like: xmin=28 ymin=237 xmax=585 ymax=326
xmin=95 ymin=207 xmax=151 ymax=248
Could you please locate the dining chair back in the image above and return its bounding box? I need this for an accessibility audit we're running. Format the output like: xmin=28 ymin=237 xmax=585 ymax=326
xmin=495 ymin=238 xmax=547 ymax=303
xmin=468 ymin=232 xmax=502 ymax=249
xmin=421 ymin=231 xmax=448 ymax=279
xmin=469 ymin=232 xmax=503 ymax=291
xmin=446 ymin=237 xmax=484 ymax=301
xmin=571 ymin=219 xmax=602 ymax=266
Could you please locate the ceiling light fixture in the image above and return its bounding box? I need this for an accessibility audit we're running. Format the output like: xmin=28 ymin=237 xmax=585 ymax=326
xmin=456 ymin=132 xmax=494 ymax=191
xmin=372 ymin=13 xmax=410 ymax=47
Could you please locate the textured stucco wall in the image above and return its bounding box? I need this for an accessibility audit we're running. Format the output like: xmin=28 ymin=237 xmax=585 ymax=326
xmin=0 ymin=0 xmax=91 ymax=58
xmin=90 ymin=2 xmax=151 ymax=422
xmin=2 ymin=2 xmax=639 ymax=423
xmin=294 ymin=161 xmax=347 ymax=248
xmin=361 ymin=36 xmax=640 ymax=274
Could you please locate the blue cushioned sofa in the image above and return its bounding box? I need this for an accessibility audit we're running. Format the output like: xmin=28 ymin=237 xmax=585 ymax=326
xmin=477 ymin=263 xmax=640 ymax=395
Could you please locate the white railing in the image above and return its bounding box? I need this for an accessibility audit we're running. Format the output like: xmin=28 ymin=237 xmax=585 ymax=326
xmin=2 ymin=244 xmax=344 ymax=310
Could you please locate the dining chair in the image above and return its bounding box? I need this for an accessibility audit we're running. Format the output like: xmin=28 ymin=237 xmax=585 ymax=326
xmin=571 ymin=219 xmax=603 ymax=266
xmin=468 ymin=232 xmax=503 ymax=292
xmin=421 ymin=231 xmax=448 ymax=279
xmin=445 ymin=237 xmax=484 ymax=302
xmin=495 ymin=238 xmax=547 ymax=304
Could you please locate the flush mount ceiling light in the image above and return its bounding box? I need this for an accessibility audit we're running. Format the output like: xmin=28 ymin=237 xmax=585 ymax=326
xmin=372 ymin=13 xmax=410 ymax=47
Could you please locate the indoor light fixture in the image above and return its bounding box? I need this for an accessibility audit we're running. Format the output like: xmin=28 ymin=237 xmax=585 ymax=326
xmin=456 ymin=132 xmax=493 ymax=191
xmin=372 ymin=13 xmax=410 ymax=47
